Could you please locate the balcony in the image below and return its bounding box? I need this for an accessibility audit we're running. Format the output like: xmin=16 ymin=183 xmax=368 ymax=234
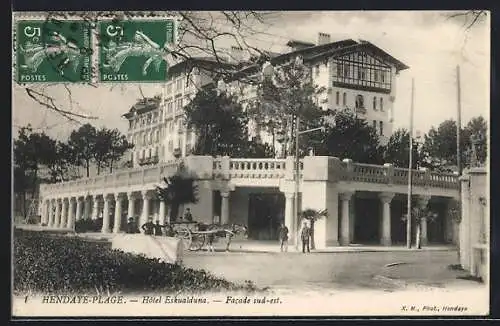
xmin=138 ymin=156 xmax=159 ymax=166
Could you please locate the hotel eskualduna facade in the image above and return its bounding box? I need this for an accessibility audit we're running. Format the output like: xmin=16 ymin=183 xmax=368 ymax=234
xmin=34 ymin=34 xmax=488 ymax=280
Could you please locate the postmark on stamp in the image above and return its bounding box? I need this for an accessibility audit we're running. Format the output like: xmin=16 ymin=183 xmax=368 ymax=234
xmin=15 ymin=17 xmax=93 ymax=83
xmin=98 ymin=19 xmax=177 ymax=82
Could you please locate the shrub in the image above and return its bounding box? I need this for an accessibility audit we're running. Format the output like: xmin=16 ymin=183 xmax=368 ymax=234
xmin=14 ymin=229 xmax=260 ymax=295
xmin=74 ymin=218 xmax=103 ymax=233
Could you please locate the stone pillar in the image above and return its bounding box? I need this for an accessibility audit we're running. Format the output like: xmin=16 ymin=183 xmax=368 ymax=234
xmin=284 ymin=192 xmax=295 ymax=245
xmin=349 ymin=198 xmax=355 ymax=243
xmin=221 ymin=191 xmax=230 ymax=225
xmin=84 ymin=196 xmax=91 ymax=219
xmin=159 ymin=200 xmax=166 ymax=225
xmin=301 ymin=156 xmax=342 ymax=249
xmin=102 ymin=194 xmax=111 ymax=233
xmin=42 ymin=200 xmax=49 ymax=225
xmin=91 ymin=196 xmax=99 ymax=220
xmin=113 ymin=193 xmax=123 ymax=233
xmin=60 ymin=198 xmax=68 ymax=228
xmin=76 ymin=198 xmax=83 ymax=221
xmin=141 ymin=190 xmax=150 ymax=230
xmin=67 ymin=198 xmax=76 ymax=229
xmin=54 ymin=199 xmax=61 ymax=228
xmin=47 ymin=200 xmax=54 ymax=226
xmin=340 ymin=192 xmax=354 ymax=246
xmin=127 ymin=192 xmax=136 ymax=219
xmin=379 ymin=192 xmax=395 ymax=246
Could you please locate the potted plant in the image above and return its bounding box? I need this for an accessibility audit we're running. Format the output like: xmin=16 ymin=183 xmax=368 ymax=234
xmin=298 ymin=208 xmax=328 ymax=250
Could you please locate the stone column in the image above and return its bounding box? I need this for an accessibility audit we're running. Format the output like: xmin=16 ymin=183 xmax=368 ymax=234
xmin=127 ymin=192 xmax=136 ymax=219
xmin=76 ymin=198 xmax=83 ymax=221
xmin=340 ymin=192 xmax=354 ymax=246
xmin=284 ymin=192 xmax=295 ymax=245
xmin=54 ymin=199 xmax=61 ymax=228
xmin=42 ymin=200 xmax=49 ymax=225
xmin=379 ymin=192 xmax=395 ymax=246
xmin=102 ymin=194 xmax=111 ymax=233
xmin=141 ymin=190 xmax=150 ymax=230
xmin=159 ymin=200 xmax=166 ymax=225
xmin=47 ymin=200 xmax=54 ymax=226
xmin=417 ymin=195 xmax=431 ymax=247
xmin=67 ymin=198 xmax=76 ymax=229
xmin=220 ymin=191 xmax=230 ymax=225
xmin=60 ymin=198 xmax=68 ymax=228
xmin=113 ymin=193 xmax=123 ymax=233
xmin=84 ymin=196 xmax=91 ymax=219
xmin=91 ymin=195 xmax=99 ymax=220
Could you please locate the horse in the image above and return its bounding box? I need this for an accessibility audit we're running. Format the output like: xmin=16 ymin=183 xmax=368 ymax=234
xmin=198 ymin=223 xmax=248 ymax=252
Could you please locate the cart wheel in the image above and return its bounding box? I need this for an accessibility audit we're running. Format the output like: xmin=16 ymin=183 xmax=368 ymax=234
xmin=189 ymin=234 xmax=205 ymax=251
xmin=175 ymin=226 xmax=192 ymax=251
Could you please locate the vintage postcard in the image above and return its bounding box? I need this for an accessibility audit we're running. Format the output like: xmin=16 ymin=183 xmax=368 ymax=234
xmin=11 ymin=10 xmax=490 ymax=317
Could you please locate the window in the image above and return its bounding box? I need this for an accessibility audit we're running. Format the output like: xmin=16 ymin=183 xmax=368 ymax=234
xmin=381 ymin=72 xmax=385 ymax=83
xmin=380 ymin=97 xmax=384 ymax=111
xmin=168 ymin=140 xmax=174 ymax=151
xmin=335 ymin=91 xmax=340 ymax=105
xmin=357 ymin=68 xmax=366 ymax=80
xmin=374 ymin=70 xmax=379 ymax=82
xmin=373 ymin=97 xmax=377 ymax=110
xmin=379 ymin=121 xmax=384 ymax=136
xmin=176 ymin=98 xmax=183 ymax=111
xmin=342 ymin=92 xmax=346 ymax=106
xmin=336 ymin=64 xmax=343 ymax=77
xmin=166 ymin=83 xmax=172 ymax=94
xmin=148 ymin=148 xmax=152 ymax=158
xmin=343 ymin=64 xmax=350 ymax=78
xmin=175 ymin=79 xmax=183 ymax=91
xmin=155 ymin=129 xmax=159 ymax=142
xmin=355 ymin=95 xmax=364 ymax=109
xmin=167 ymin=102 xmax=173 ymax=113
xmin=315 ymin=65 xmax=320 ymax=77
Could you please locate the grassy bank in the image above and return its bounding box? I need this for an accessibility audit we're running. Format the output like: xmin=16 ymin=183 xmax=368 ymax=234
xmin=14 ymin=229 xmax=260 ymax=295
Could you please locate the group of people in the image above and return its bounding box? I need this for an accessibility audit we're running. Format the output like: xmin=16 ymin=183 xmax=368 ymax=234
xmin=277 ymin=220 xmax=313 ymax=253
xmin=125 ymin=208 xmax=194 ymax=237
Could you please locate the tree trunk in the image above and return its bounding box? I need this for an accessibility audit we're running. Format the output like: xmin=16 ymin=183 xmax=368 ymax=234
xmin=109 ymin=160 xmax=114 ymax=173
xmin=86 ymin=161 xmax=90 ymax=177
xmin=416 ymin=220 xmax=421 ymax=249
xmin=21 ymin=190 xmax=27 ymax=219
xmin=97 ymin=163 xmax=101 ymax=175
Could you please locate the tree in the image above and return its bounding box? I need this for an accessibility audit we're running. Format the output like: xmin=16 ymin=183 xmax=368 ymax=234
xmin=184 ymin=84 xmax=249 ymax=157
xmin=464 ymin=116 xmax=487 ymax=166
xmin=105 ymin=129 xmax=134 ymax=173
xmin=299 ymin=208 xmax=328 ymax=250
xmin=316 ymin=109 xmax=385 ymax=164
xmin=249 ymin=58 xmax=326 ymax=158
xmin=45 ymin=141 xmax=79 ymax=183
xmin=68 ymin=124 xmax=97 ymax=177
xmin=384 ymin=128 xmax=422 ymax=169
xmin=156 ymin=166 xmax=199 ymax=223
xmin=13 ymin=125 xmax=57 ymax=217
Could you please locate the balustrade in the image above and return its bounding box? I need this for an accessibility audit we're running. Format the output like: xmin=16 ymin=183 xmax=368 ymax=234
xmin=39 ymin=157 xmax=459 ymax=197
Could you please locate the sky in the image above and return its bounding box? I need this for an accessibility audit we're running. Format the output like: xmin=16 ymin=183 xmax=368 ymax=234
xmin=12 ymin=11 xmax=490 ymax=140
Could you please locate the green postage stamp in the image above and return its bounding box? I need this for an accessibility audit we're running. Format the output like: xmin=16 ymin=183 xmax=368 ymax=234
xmin=15 ymin=18 xmax=93 ymax=83
xmin=98 ymin=19 xmax=177 ymax=82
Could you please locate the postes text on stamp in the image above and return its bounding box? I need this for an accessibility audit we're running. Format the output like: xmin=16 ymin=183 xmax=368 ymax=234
xmin=98 ymin=19 xmax=176 ymax=82
xmin=16 ymin=18 xmax=92 ymax=83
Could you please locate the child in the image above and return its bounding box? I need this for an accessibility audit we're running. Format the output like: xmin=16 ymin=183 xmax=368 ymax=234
xmin=278 ymin=222 xmax=289 ymax=252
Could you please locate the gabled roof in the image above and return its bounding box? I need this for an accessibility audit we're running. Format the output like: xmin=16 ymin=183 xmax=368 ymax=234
xmin=122 ymin=97 xmax=161 ymax=119
xmin=272 ymin=39 xmax=409 ymax=72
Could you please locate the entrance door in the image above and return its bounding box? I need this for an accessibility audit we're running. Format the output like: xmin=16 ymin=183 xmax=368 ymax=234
xmin=248 ymin=193 xmax=284 ymax=240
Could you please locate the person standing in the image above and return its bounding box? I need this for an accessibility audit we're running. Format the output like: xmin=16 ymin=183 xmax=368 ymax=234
xmin=300 ymin=220 xmax=311 ymax=253
xmin=141 ymin=218 xmax=155 ymax=235
xmin=126 ymin=217 xmax=138 ymax=234
xmin=278 ymin=222 xmax=289 ymax=252
xmin=153 ymin=220 xmax=164 ymax=236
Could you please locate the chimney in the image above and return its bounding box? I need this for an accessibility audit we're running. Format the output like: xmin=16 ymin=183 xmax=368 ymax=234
xmin=317 ymin=32 xmax=331 ymax=45
xmin=230 ymin=46 xmax=244 ymax=63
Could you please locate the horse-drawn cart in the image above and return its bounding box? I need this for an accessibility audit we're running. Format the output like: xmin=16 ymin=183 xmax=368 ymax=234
xmin=171 ymin=221 xmax=247 ymax=252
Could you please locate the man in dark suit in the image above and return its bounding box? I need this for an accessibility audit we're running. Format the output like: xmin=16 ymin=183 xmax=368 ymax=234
xmin=141 ymin=218 xmax=155 ymax=235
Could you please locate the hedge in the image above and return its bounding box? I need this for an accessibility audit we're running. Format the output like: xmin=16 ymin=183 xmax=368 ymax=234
xmin=14 ymin=229 xmax=260 ymax=295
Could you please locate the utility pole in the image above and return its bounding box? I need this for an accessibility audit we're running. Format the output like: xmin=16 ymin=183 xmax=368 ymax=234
xmin=456 ymin=65 xmax=462 ymax=175
xmin=406 ymin=78 xmax=415 ymax=249
xmin=294 ymin=115 xmax=300 ymax=249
